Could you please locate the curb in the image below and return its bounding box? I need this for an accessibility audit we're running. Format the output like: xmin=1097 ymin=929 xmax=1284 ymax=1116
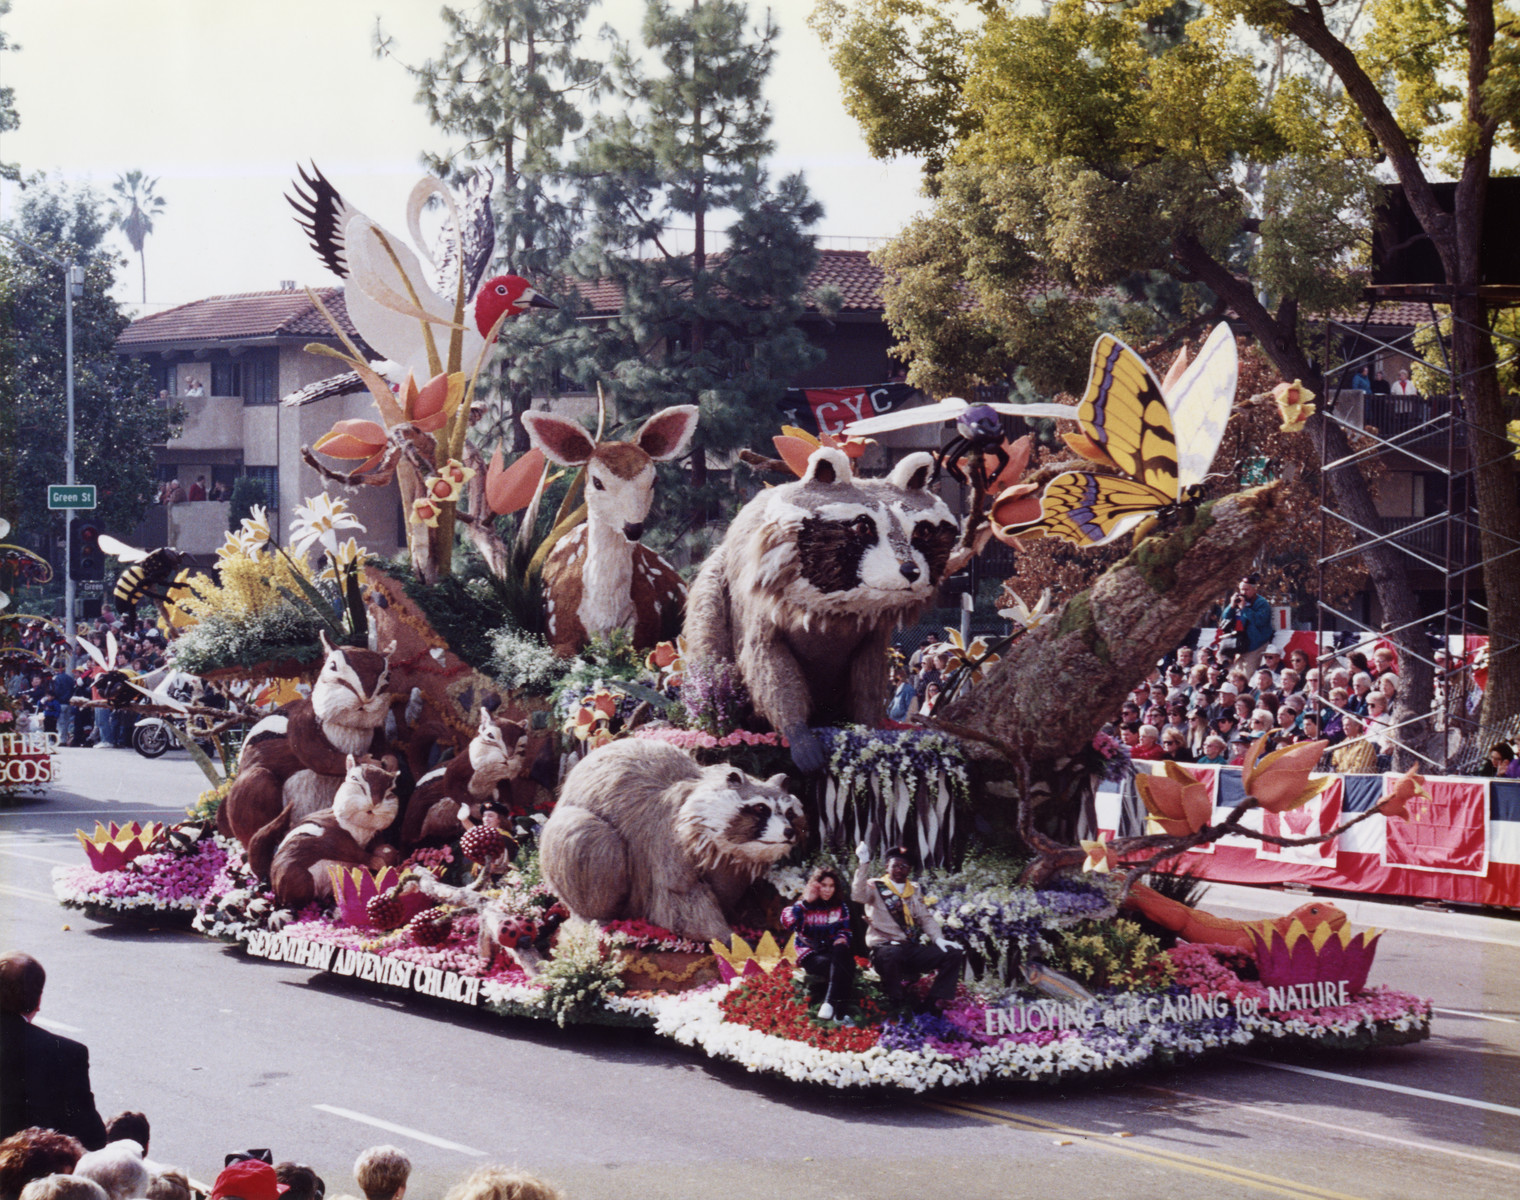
xmin=1200 ymin=880 xmax=1520 ymax=948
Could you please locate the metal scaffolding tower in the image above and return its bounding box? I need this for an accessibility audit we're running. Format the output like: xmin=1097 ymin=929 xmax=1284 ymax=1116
xmin=1315 ymin=285 xmax=1520 ymax=771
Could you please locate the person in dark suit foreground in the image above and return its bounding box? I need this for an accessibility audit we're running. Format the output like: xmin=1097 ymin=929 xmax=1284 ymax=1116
xmin=0 ymin=954 xmax=107 ymax=1150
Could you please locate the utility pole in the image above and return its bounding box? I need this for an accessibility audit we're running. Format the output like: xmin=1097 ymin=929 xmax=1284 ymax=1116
xmin=3 ymin=233 xmax=85 ymax=665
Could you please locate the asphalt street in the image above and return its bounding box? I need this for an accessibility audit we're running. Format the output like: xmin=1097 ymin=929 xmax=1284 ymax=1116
xmin=2 ymin=747 xmax=1519 ymax=1200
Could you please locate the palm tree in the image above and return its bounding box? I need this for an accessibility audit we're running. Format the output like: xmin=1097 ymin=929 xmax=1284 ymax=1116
xmin=110 ymin=170 xmax=167 ymax=302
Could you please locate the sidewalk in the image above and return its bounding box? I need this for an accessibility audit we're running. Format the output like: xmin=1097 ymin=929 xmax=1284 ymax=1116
xmin=1201 ymin=879 xmax=1520 ymax=947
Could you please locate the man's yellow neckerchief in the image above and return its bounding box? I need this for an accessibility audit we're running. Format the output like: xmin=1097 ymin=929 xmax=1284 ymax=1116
xmin=874 ymin=875 xmax=917 ymax=924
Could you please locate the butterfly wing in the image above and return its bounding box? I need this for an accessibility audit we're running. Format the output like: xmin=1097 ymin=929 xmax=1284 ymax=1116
xmin=1077 ymin=335 xmax=1180 ymax=503
xmin=1165 ymin=323 xmax=1237 ymax=488
xmin=1002 ymin=471 xmax=1176 ymax=548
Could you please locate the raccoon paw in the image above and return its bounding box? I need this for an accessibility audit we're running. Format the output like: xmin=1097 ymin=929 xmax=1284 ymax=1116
xmin=786 ymin=723 xmax=827 ymax=774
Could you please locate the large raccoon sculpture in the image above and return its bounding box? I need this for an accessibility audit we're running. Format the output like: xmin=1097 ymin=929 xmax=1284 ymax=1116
xmin=683 ymin=447 xmax=958 ymax=772
xmin=538 ymin=739 xmax=804 ymax=942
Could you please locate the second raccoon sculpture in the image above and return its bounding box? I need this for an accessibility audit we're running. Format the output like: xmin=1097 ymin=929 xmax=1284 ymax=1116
xmin=682 ymin=447 xmax=959 ymax=772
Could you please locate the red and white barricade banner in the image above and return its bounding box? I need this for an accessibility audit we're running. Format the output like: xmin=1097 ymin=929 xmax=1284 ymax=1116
xmin=1100 ymin=762 xmax=1520 ymax=908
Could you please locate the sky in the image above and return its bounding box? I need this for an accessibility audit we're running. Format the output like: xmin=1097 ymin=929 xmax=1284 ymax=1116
xmin=0 ymin=0 xmax=928 ymax=314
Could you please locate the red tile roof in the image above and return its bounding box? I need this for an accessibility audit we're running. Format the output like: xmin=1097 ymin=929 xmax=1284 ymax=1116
xmin=116 ymin=288 xmax=361 ymax=349
xmin=569 ymin=248 xmax=887 ymax=316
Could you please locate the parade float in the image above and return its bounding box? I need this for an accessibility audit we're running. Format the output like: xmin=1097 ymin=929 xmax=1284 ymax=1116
xmin=53 ymin=170 xmax=1431 ymax=1093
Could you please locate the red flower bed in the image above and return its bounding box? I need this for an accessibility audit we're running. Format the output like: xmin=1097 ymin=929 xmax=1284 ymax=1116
xmin=718 ymin=969 xmax=884 ymax=1053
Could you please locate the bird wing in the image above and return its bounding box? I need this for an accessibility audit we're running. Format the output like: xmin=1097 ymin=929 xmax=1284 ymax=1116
xmin=843 ymin=398 xmax=970 ymax=435
xmin=343 ymin=212 xmax=482 ymax=374
xmin=287 ymin=162 xmax=356 ymax=280
xmin=428 ymin=168 xmax=496 ymax=301
xmin=281 ymin=370 xmax=369 ymax=408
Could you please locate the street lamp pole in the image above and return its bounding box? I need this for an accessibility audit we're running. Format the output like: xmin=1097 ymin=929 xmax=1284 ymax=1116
xmin=3 ymin=233 xmax=84 ymax=666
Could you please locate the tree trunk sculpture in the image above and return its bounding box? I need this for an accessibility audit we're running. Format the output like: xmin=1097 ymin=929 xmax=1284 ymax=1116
xmin=937 ymin=484 xmax=1284 ymax=843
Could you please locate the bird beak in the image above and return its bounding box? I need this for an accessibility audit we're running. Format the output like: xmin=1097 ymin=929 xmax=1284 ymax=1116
xmin=526 ymin=289 xmax=557 ymax=310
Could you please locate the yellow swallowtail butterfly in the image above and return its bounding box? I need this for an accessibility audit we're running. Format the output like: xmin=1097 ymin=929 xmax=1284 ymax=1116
xmin=1002 ymin=324 xmax=1237 ymax=548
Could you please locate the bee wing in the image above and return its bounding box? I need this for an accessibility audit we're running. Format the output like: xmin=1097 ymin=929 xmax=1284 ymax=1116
xmin=76 ymin=636 xmax=108 ymax=671
xmin=98 ymin=534 xmax=150 ymax=563
xmin=106 ymin=631 xmax=119 ymax=668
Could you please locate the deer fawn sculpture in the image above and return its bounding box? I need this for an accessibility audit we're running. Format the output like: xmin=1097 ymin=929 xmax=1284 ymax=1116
xmin=521 ymin=405 xmax=698 ymax=656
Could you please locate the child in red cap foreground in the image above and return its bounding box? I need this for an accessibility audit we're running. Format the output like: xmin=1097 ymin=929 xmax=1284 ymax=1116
xmin=210 ymin=1161 xmax=288 ymax=1200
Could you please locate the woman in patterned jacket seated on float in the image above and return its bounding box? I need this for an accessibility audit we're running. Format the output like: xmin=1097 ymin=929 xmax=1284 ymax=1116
xmin=779 ymin=866 xmax=856 ymax=1022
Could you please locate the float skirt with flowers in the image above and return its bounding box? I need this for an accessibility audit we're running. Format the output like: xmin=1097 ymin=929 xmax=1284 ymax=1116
xmin=52 ymin=826 xmax=1430 ymax=1093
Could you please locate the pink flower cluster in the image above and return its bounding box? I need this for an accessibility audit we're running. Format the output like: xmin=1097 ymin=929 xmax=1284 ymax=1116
xmin=56 ymin=838 xmax=228 ymax=909
xmin=602 ymin=918 xmax=708 ymax=953
xmin=279 ymin=910 xmax=531 ymax=983
xmin=1268 ymin=985 xmax=1431 ymax=1028
xmin=633 ymin=728 xmax=784 ymax=749
xmin=1167 ymin=943 xmax=1269 ymax=1005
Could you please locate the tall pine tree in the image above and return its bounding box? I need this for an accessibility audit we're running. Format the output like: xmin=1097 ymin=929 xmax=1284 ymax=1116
xmin=0 ymin=183 xmax=172 ymax=552
xmin=571 ymin=0 xmax=823 ymax=522
xmin=377 ymin=0 xmax=603 ymax=451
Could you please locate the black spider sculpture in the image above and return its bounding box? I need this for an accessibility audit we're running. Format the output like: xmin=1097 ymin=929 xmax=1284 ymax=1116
xmin=932 ymin=403 xmax=1009 ymax=493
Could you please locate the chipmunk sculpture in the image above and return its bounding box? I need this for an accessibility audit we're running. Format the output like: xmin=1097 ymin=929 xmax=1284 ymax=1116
xmin=218 ymin=633 xmax=397 ymax=850
xmin=399 ymin=708 xmax=530 ymax=850
xmin=251 ymin=754 xmax=402 ymax=910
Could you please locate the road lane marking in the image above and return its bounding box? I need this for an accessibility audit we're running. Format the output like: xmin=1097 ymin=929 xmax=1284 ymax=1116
xmin=1141 ymin=1084 xmax=1520 ymax=1174
xmin=0 ymin=847 xmax=76 ymax=865
xmin=929 ymin=1098 xmax=1364 ymax=1200
xmin=34 ymin=1017 xmax=83 ymax=1033
xmin=1434 ymin=1006 xmax=1519 ymax=1024
xmin=312 ymin=1105 xmax=486 ymax=1155
xmin=0 ymin=882 xmax=58 ymax=903
xmin=1237 ymin=1057 xmax=1520 ymax=1118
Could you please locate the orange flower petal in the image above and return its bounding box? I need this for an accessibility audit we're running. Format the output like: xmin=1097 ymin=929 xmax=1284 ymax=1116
xmin=314 ymin=420 xmax=388 ymax=459
xmin=991 ymin=435 xmax=1033 ymax=492
xmin=411 ymin=371 xmax=466 ymax=422
xmin=486 ymin=446 xmax=546 ymax=516
xmin=989 ymin=483 xmax=1043 ymax=531
xmin=773 ymin=435 xmax=821 ymax=478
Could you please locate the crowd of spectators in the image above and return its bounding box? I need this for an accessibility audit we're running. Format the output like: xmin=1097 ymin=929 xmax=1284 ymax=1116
xmin=1102 ymin=573 xmax=1471 ymax=776
xmin=0 ymin=1132 xmax=564 ymax=1200
xmin=1 ymin=617 xmax=170 ymax=748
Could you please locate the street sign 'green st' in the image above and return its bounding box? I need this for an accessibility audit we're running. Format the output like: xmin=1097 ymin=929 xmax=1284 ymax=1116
xmin=47 ymin=484 xmax=97 ymax=510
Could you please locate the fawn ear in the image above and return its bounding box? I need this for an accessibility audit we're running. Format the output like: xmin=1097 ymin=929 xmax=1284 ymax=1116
xmin=634 ymin=405 xmax=700 ymax=462
xmin=521 ymin=411 xmax=597 ymax=466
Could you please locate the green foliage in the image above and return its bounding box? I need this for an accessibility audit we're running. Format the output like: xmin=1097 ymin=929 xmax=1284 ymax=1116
xmin=828 ymin=0 xmax=1373 ymax=396
xmin=387 ymin=551 xmax=526 ymax=670
xmin=226 ymin=476 xmax=269 ymax=533
xmin=0 ymin=180 xmax=174 ymax=550
xmin=376 ymin=0 xmax=602 ymax=453
xmin=168 ymin=603 xmax=333 ymax=678
xmin=0 ymin=1 xmax=18 ymax=184
xmin=487 ymin=622 xmax=572 ymax=696
xmin=569 ymin=0 xmax=824 ymax=519
xmin=534 ymin=919 xmax=626 ymax=1026
xmin=1049 ymin=917 xmax=1176 ymax=992
xmin=108 ymin=170 xmax=167 ymax=303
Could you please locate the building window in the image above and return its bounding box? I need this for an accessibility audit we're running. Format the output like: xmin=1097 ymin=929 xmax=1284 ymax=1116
xmin=243 ymin=352 xmax=278 ymax=405
xmin=211 ymin=361 xmax=241 ymax=397
xmin=241 ymin=466 xmax=279 ymax=511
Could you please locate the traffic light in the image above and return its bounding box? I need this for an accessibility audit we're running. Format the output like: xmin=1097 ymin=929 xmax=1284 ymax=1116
xmin=70 ymin=520 xmax=104 ymax=580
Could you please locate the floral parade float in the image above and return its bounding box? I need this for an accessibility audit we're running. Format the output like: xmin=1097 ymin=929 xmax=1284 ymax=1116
xmin=52 ymin=174 xmax=1431 ymax=1091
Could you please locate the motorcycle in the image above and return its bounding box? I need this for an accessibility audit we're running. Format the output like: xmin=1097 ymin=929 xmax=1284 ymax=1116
xmin=130 ymin=671 xmax=219 ymax=760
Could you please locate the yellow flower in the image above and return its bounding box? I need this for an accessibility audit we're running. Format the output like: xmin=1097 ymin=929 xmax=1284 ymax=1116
xmin=318 ymin=537 xmax=371 ymax=584
xmin=291 ymin=493 xmax=365 ymax=558
xmin=412 ymin=496 xmax=442 ymax=528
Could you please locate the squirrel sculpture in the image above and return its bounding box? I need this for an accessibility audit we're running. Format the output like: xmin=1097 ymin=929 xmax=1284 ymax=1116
xmin=399 ymin=708 xmax=530 ymax=850
xmin=218 ymin=633 xmax=397 ymax=850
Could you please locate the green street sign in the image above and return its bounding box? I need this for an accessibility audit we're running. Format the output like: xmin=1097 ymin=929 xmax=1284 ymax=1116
xmin=47 ymin=484 xmax=97 ymax=510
